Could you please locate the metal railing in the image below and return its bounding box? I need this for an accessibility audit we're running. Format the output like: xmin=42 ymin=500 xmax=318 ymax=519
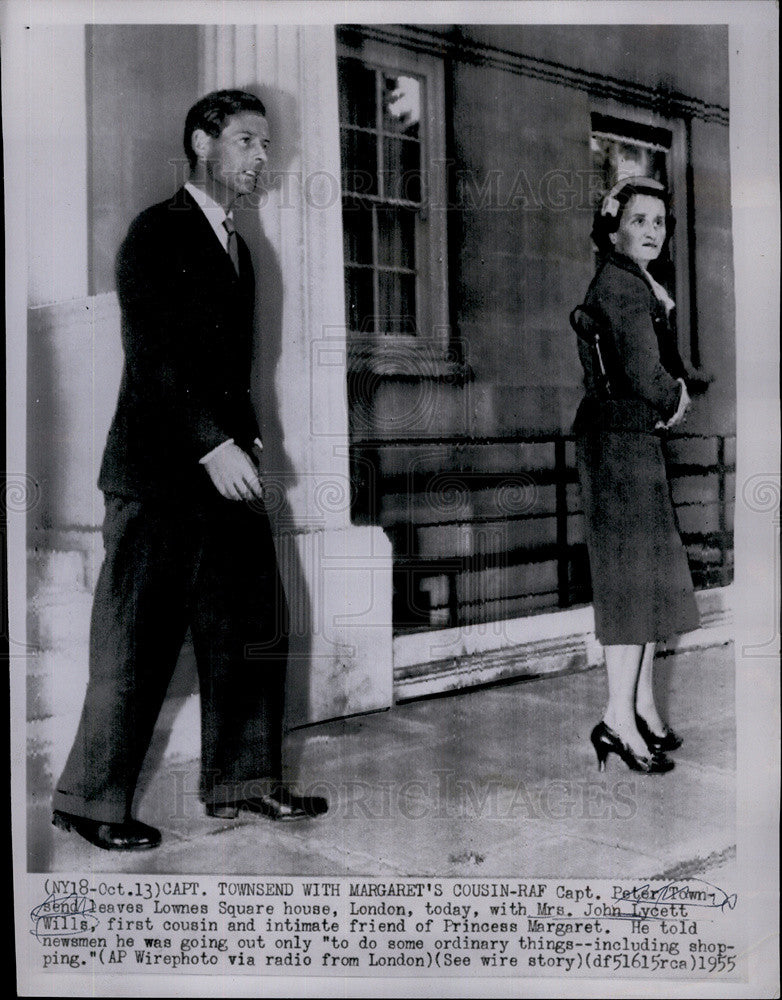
xmin=350 ymin=432 xmax=735 ymax=635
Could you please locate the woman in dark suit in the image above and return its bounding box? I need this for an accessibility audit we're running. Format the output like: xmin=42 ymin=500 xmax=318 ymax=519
xmin=572 ymin=176 xmax=701 ymax=774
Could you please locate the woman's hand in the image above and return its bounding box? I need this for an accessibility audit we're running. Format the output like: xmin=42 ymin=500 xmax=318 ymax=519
xmin=655 ymin=379 xmax=691 ymax=431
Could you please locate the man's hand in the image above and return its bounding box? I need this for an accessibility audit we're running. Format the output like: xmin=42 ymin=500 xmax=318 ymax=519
xmin=656 ymin=379 xmax=691 ymax=431
xmin=202 ymin=443 xmax=263 ymax=501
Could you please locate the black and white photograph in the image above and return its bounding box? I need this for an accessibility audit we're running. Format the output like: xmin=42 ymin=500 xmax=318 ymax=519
xmin=4 ymin=1 xmax=778 ymax=996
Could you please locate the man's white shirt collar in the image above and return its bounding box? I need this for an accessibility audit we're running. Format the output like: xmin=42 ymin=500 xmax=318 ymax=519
xmin=184 ymin=181 xmax=232 ymax=251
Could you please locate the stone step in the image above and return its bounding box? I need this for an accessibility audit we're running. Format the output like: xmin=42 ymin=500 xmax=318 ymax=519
xmin=26 ymin=645 xmax=88 ymax=680
xmin=28 ymin=589 xmax=94 ymax=650
xmin=27 ymin=691 xmax=202 ymax=799
xmin=27 ymin=548 xmax=89 ymax=596
xmin=27 ymin=638 xmax=199 ymax=716
xmin=27 ymin=649 xmax=89 ymax=722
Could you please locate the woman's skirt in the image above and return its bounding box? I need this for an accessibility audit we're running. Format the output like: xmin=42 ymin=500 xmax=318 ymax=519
xmin=576 ymin=428 xmax=700 ymax=645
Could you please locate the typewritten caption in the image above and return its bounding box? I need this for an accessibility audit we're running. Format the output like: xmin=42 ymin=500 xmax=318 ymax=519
xmin=28 ymin=876 xmax=742 ymax=980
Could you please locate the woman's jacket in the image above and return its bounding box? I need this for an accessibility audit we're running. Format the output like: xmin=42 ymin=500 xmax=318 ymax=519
xmin=572 ymin=252 xmax=688 ymax=435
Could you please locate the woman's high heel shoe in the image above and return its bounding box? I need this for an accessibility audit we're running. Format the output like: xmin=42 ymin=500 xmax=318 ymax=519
xmin=635 ymin=714 xmax=683 ymax=753
xmin=590 ymin=721 xmax=674 ymax=774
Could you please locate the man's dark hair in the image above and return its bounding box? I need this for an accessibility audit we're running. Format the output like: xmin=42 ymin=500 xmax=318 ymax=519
xmin=184 ymin=89 xmax=267 ymax=171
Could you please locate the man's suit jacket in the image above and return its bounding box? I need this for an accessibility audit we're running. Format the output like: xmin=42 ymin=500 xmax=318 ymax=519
xmin=98 ymin=187 xmax=259 ymax=501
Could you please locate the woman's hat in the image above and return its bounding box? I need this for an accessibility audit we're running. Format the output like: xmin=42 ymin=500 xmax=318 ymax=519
xmin=600 ymin=175 xmax=666 ymax=218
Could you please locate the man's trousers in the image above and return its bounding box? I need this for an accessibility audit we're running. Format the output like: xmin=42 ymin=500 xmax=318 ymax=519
xmin=52 ymin=491 xmax=289 ymax=824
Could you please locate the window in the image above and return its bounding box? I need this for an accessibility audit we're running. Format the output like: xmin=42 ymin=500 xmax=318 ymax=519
xmin=337 ymin=36 xmax=449 ymax=371
xmin=591 ymin=113 xmax=672 ymax=188
xmin=590 ymin=110 xmax=694 ymax=363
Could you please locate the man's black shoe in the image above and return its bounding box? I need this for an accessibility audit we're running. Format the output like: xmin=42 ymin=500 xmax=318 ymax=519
xmin=206 ymin=786 xmax=328 ymax=822
xmin=52 ymin=810 xmax=161 ymax=851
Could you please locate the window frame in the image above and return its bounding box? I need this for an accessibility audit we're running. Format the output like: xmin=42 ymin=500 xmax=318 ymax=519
xmin=337 ymin=35 xmax=450 ymax=374
xmin=589 ymin=100 xmax=694 ymax=367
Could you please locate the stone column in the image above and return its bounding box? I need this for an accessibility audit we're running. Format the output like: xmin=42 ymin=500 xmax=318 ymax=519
xmin=201 ymin=25 xmax=394 ymax=725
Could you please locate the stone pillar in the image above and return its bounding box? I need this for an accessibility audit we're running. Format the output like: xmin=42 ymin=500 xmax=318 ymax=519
xmin=201 ymin=25 xmax=394 ymax=725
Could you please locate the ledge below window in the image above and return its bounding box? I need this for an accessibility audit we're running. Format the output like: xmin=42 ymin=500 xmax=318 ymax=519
xmin=347 ymin=340 xmax=475 ymax=385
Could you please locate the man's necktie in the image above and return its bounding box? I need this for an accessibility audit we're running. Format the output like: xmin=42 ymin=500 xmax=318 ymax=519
xmin=223 ymin=217 xmax=241 ymax=276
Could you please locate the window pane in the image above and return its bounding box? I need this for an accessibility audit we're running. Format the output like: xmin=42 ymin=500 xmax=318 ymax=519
xmin=378 ymin=271 xmax=416 ymax=333
xmin=343 ymin=200 xmax=374 ymax=265
xmin=338 ymin=58 xmax=376 ymax=128
xmin=382 ymin=73 xmax=421 ymax=137
xmin=590 ymin=134 xmax=668 ymax=193
xmin=341 ymin=129 xmax=378 ymax=195
xmin=376 ymin=207 xmax=415 ymax=269
xmin=345 ymin=266 xmax=374 ymax=333
xmin=383 ymin=137 xmax=421 ymax=201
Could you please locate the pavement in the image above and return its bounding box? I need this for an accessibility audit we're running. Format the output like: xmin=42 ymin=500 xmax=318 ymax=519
xmin=33 ymin=642 xmax=735 ymax=882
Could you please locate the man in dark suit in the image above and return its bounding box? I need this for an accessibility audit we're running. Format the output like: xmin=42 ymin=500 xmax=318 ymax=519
xmin=52 ymin=90 xmax=326 ymax=851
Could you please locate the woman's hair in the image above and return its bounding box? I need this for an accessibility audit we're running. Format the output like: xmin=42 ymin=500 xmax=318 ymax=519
xmin=590 ymin=177 xmax=676 ymax=258
xmin=184 ymin=89 xmax=267 ymax=171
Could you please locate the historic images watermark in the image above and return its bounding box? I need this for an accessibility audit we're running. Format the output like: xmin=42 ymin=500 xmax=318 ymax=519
xmin=162 ymin=768 xmax=639 ymax=824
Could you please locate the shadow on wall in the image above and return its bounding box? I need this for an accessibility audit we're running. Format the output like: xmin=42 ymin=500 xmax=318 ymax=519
xmin=235 ymin=82 xmax=318 ymax=737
